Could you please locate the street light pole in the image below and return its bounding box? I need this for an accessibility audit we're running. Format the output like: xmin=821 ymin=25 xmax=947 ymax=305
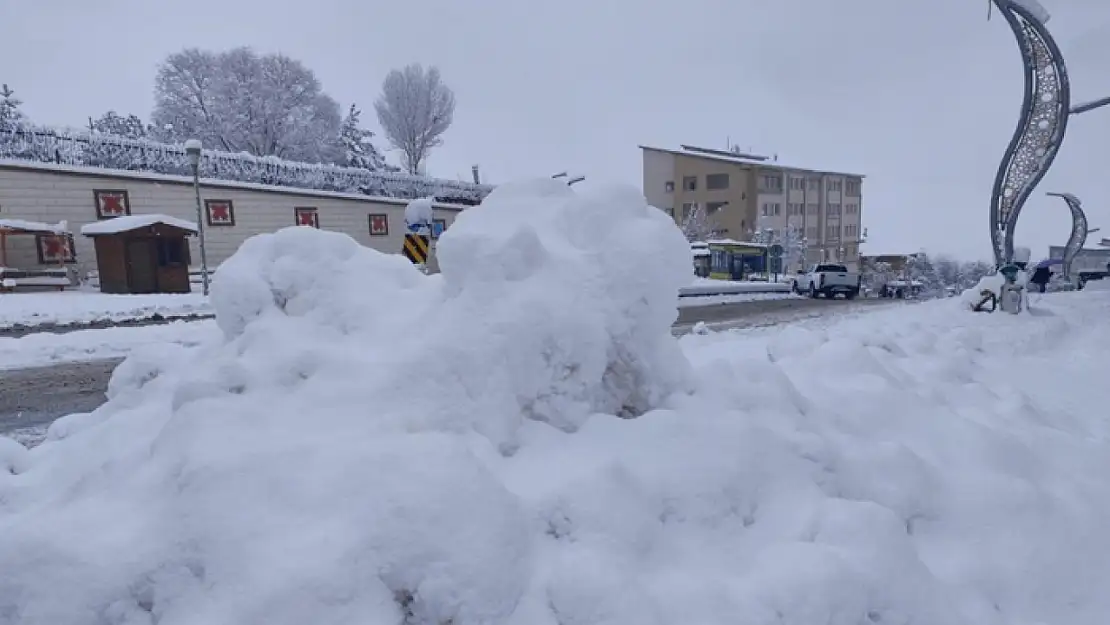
xmin=184 ymin=139 xmax=210 ymax=296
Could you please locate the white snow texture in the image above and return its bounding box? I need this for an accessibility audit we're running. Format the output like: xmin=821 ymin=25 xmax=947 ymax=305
xmin=0 ymin=178 xmax=693 ymax=624
xmin=5 ymin=178 xmax=1110 ymax=624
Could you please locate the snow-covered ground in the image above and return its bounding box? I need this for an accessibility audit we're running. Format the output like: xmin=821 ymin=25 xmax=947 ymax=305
xmin=0 ymin=320 xmax=219 ymax=371
xmin=0 ymin=290 xmax=210 ymax=329
xmin=3 ymin=180 xmax=1110 ymax=624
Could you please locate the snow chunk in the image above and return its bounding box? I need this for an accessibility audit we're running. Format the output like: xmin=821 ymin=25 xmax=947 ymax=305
xmin=80 ymin=214 xmax=197 ymax=236
xmin=404 ymin=196 xmax=434 ymax=231
xmin=435 ymin=178 xmax=694 ymax=433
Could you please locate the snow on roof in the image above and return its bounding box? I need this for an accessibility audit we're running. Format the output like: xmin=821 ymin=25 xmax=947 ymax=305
xmin=707 ymin=238 xmax=768 ymax=248
xmin=640 ymin=145 xmax=866 ymax=179
xmin=81 ymin=214 xmax=198 ymax=236
xmin=0 ymin=218 xmax=69 ymax=234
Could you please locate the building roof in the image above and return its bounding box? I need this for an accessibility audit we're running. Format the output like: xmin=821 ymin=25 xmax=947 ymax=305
xmin=0 ymin=218 xmax=69 ymax=235
xmin=81 ymin=214 xmax=198 ymax=236
xmin=639 ymin=145 xmax=865 ymax=179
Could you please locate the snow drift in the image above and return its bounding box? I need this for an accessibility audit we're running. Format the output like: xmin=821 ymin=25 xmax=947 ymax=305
xmin=0 ymin=178 xmax=694 ymax=624
xmin=5 ymin=179 xmax=1110 ymax=624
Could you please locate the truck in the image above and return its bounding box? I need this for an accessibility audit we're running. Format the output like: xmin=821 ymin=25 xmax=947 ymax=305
xmin=796 ymin=263 xmax=861 ymax=299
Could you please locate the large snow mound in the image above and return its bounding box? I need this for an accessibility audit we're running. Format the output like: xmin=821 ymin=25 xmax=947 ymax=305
xmin=0 ymin=178 xmax=695 ymax=624
xmin=4 ymin=177 xmax=1110 ymax=623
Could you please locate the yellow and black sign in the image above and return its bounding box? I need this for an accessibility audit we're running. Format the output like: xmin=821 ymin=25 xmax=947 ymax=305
xmin=403 ymin=233 xmax=430 ymax=265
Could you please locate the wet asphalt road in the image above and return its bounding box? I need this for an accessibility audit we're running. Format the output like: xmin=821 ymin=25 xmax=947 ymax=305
xmin=0 ymin=297 xmax=901 ymax=444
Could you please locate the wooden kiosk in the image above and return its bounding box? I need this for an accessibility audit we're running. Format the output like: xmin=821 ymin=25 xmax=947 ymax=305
xmin=81 ymin=214 xmax=197 ymax=294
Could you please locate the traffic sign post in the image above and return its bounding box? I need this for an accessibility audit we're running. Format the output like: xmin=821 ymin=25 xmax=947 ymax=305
xmin=768 ymin=244 xmax=784 ymax=282
xmin=403 ymin=197 xmax=434 ymax=272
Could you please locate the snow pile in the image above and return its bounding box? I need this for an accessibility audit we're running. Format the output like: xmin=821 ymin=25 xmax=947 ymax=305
xmin=6 ymin=177 xmax=1110 ymax=623
xmin=0 ymin=178 xmax=693 ymax=624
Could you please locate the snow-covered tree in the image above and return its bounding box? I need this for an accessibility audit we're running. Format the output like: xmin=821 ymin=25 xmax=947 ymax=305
xmin=751 ymin=225 xmax=807 ymax=272
xmin=151 ymin=47 xmax=342 ymax=163
xmin=861 ymin=259 xmax=898 ymax=291
xmin=88 ymin=111 xmax=146 ymax=139
xmin=374 ymin=64 xmax=455 ymax=175
xmin=0 ymin=84 xmax=25 ymax=128
xmin=680 ymin=204 xmax=716 ymax=242
xmin=338 ymin=104 xmax=387 ymax=171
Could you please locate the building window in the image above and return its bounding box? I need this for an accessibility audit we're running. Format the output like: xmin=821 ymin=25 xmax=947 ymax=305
xmin=156 ymin=238 xmax=189 ymax=267
xmin=828 ymin=203 xmax=841 ymax=216
xmin=808 ymin=179 xmax=819 ymax=191
xmin=706 ymin=201 xmax=727 ymax=214
xmin=790 ymin=177 xmax=805 ymax=190
xmin=845 ymin=224 xmax=856 ymax=237
xmin=846 ymin=180 xmax=861 ymax=196
xmin=664 ymin=206 xmax=675 ymax=218
xmin=828 ymin=180 xmax=843 ymax=192
xmin=664 ymin=181 xmax=675 ymax=193
xmin=761 ymin=203 xmax=769 ymax=216
xmin=681 ymin=202 xmax=698 ymax=219
xmin=760 ymin=174 xmax=782 ymax=192
xmin=808 ymin=226 xmax=818 ymax=239
xmin=845 ymin=203 xmax=858 ymax=215
xmin=826 ymin=225 xmax=839 ymax=239
xmin=682 ymin=176 xmax=697 ymax=191
xmin=773 ymin=203 xmax=781 ymax=216
xmin=706 ymin=173 xmax=729 ymax=190
xmin=807 ymin=203 xmax=818 ymax=215
xmin=369 ymin=213 xmax=389 ymax=236
xmin=432 ymin=219 xmax=447 ymax=238
xmin=93 ymin=189 xmax=131 ymax=220
xmin=204 ymin=199 xmax=236 ymax=227
xmin=35 ymin=234 xmax=76 ymax=264
xmin=295 ymin=207 xmax=320 ymax=228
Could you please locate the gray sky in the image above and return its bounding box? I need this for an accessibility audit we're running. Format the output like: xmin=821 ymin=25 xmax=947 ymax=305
xmin=3 ymin=0 xmax=1110 ymax=259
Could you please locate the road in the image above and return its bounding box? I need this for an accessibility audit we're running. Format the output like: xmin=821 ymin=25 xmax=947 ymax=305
xmin=0 ymin=297 xmax=901 ymax=446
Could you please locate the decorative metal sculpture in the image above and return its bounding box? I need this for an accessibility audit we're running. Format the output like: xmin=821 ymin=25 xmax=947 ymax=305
xmin=988 ymin=0 xmax=1071 ymax=267
xmin=1046 ymin=192 xmax=1087 ymax=277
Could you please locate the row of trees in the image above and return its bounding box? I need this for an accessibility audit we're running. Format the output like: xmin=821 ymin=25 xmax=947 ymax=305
xmin=2 ymin=49 xmax=456 ymax=175
xmin=861 ymin=253 xmax=996 ymax=296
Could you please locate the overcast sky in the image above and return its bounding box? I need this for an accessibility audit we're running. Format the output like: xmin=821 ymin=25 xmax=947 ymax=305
xmin=3 ymin=0 xmax=1110 ymax=259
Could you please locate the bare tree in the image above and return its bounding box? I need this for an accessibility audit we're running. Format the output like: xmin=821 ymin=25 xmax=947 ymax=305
xmin=151 ymin=47 xmax=342 ymax=163
xmin=374 ymin=64 xmax=455 ymax=175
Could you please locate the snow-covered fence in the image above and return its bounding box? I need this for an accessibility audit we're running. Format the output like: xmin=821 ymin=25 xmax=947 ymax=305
xmin=0 ymin=124 xmax=493 ymax=205
xmin=679 ymin=282 xmax=792 ymax=298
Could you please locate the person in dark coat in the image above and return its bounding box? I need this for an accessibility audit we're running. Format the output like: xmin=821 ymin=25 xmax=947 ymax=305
xmin=1030 ymin=266 xmax=1051 ymax=293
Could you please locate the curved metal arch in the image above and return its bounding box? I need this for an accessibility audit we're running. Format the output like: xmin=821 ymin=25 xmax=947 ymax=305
xmin=1046 ymin=191 xmax=1088 ymax=277
xmin=989 ymin=0 xmax=1071 ymax=267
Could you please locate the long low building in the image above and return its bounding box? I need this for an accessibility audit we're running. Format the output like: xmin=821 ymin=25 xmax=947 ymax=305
xmin=0 ymin=160 xmax=467 ymax=281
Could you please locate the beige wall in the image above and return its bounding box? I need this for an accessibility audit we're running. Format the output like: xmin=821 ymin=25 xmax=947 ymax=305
xmin=671 ymin=155 xmax=755 ymax=238
xmin=0 ymin=164 xmax=462 ymax=277
xmin=641 ymin=147 xmax=865 ymax=271
xmin=642 ymin=149 xmax=675 ymax=212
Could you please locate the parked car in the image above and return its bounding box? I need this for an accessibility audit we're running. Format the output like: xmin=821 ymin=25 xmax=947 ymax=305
xmin=797 ymin=263 xmax=861 ymax=299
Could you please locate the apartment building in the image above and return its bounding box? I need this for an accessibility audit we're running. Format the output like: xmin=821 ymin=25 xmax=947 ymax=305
xmin=641 ymin=144 xmax=865 ymax=270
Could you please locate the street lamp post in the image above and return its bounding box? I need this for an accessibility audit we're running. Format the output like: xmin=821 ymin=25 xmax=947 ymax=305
xmin=184 ymin=139 xmax=210 ymax=296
